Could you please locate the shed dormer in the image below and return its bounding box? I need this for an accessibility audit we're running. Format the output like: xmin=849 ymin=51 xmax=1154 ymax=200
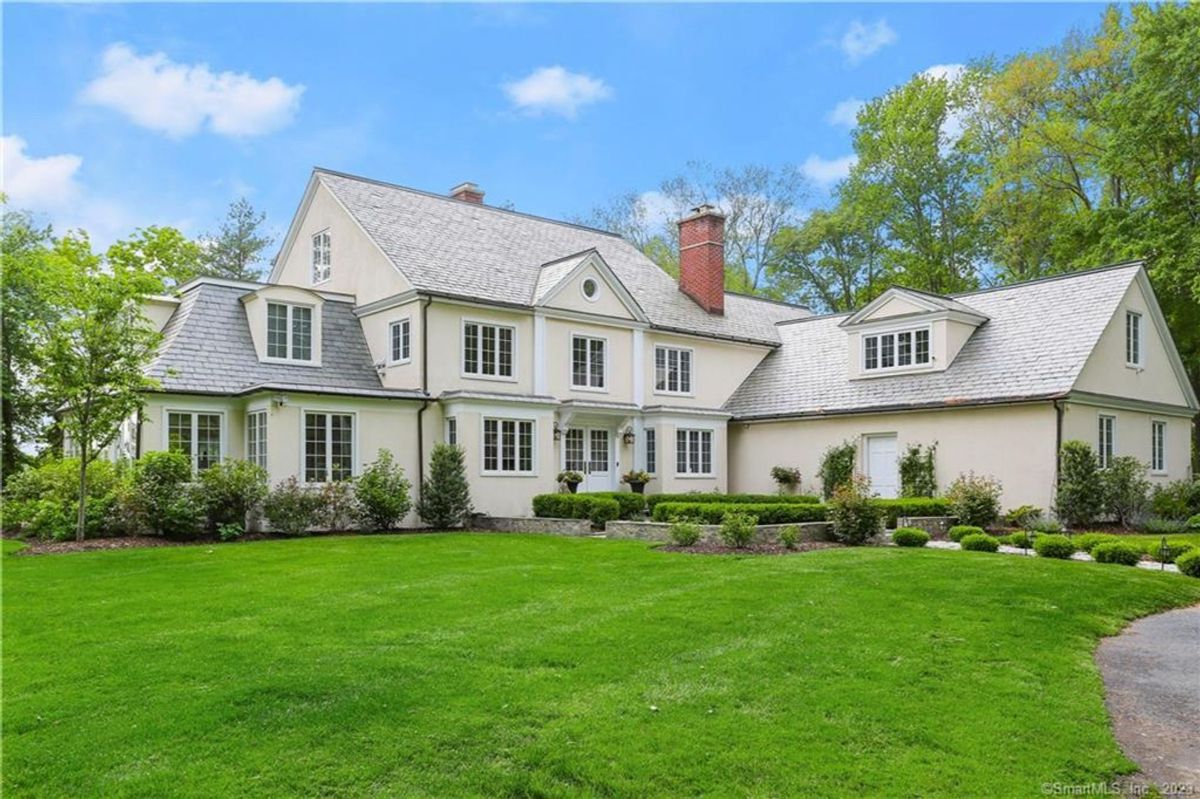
xmin=840 ymin=287 xmax=988 ymax=379
xmin=241 ymin=284 xmax=325 ymax=367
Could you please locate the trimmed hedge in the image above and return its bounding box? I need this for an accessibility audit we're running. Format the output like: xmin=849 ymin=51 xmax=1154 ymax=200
xmin=1091 ymin=541 xmax=1143 ymax=566
xmin=893 ymin=527 xmax=930 ymax=548
xmin=644 ymin=493 xmax=821 ymax=511
xmin=1144 ymin=541 xmax=1196 ymax=564
xmin=651 ymin=502 xmax=828 ymax=525
xmin=1176 ymin=548 xmax=1200 ymax=578
xmin=960 ymin=533 xmax=1000 ymax=552
xmin=1034 ymin=534 xmax=1076 ymax=559
xmin=531 ymin=494 xmax=621 ymax=527
xmin=1072 ymin=533 xmax=1121 ymax=554
xmin=873 ymin=498 xmax=953 ymax=527
xmin=1004 ymin=531 xmax=1038 ymax=548
xmin=580 ymin=491 xmax=646 ymax=519
xmin=948 ymin=525 xmax=984 ymax=543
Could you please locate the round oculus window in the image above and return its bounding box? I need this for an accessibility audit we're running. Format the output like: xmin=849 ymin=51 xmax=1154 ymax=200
xmin=581 ymin=278 xmax=599 ymax=301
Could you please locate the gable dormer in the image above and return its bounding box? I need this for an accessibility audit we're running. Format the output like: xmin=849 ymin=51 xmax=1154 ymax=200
xmin=532 ymin=249 xmax=648 ymax=322
xmin=241 ymin=284 xmax=325 ymax=367
xmin=840 ymin=287 xmax=988 ymax=379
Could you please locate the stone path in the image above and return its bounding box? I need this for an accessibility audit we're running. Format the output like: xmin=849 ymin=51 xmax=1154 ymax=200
xmin=923 ymin=539 xmax=1181 ymax=573
xmin=1095 ymin=604 xmax=1200 ymax=796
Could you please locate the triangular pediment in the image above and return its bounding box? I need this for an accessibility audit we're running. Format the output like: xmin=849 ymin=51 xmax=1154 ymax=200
xmin=533 ymin=249 xmax=648 ymax=322
xmin=840 ymin=286 xmax=988 ymax=328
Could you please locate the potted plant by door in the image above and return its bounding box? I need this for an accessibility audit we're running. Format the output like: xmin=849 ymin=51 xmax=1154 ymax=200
xmin=770 ymin=466 xmax=802 ymax=495
xmin=557 ymin=470 xmax=584 ymax=494
xmin=621 ymin=470 xmax=652 ymax=495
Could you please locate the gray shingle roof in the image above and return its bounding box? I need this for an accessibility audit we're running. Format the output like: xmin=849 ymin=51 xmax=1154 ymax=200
xmin=147 ymin=283 xmax=420 ymax=398
xmin=725 ymin=264 xmax=1144 ymax=419
xmin=316 ymin=169 xmax=806 ymax=344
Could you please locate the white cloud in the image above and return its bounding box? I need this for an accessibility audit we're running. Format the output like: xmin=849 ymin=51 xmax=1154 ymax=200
xmin=827 ymin=97 xmax=865 ymax=128
xmin=840 ymin=19 xmax=897 ymax=64
xmin=635 ymin=190 xmax=678 ymax=231
xmin=802 ymin=154 xmax=857 ymax=187
xmin=503 ymin=66 xmax=613 ymax=119
xmin=81 ymin=43 xmax=304 ymax=138
xmin=1 ymin=135 xmax=83 ymax=210
xmin=922 ymin=63 xmax=966 ymax=83
xmin=921 ymin=64 xmax=968 ymax=144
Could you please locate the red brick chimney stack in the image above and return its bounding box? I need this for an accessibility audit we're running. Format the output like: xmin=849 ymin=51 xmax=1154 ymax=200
xmin=449 ymin=182 xmax=485 ymax=204
xmin=677 ymin=204 xmax=726 ymax=315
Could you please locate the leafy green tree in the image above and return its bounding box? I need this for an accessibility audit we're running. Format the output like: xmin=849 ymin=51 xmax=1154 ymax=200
xmin=35 ymin=233 xmax=162 ymax=541
xmin=107 ymin=226 xmax=205 ymax=288
xmin=202 ymin=198 xmax=273 ymax=281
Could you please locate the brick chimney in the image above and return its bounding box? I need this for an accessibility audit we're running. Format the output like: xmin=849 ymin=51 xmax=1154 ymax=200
xmin=677 ymin=204 xmax=725 ymax=315
xmin=449 ymin=182 xmax=485 ymax=204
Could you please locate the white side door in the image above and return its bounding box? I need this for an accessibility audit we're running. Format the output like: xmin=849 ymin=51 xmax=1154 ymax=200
xmin=865 ymin=435 xmax=898 ymax=498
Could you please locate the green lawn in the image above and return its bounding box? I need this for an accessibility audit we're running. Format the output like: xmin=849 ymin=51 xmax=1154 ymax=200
xmin=4 ymin=535 xmax=1199 ymax=797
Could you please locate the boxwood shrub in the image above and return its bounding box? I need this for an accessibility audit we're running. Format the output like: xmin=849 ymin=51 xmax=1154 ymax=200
xmin=1034 ymin=534 xmax=1076 ymax=559
xmin=948 ymin=525 xmax=984 ymax=543
xmin=1004 ymin=531 xmax=1038 ymax=548
xmin=1145 ymin=541 xmax=1196 ymax=564
xmin=643 ymin=493 xmax=821 ymax=512
xmin=651 ymin=501 xmax=828 ymax=525
xmin=960 ymin=533 xmax=999 ymax=552
xmin=580 ymin=491 xmax=646 ymax=519
xmin=892 ymin=527 xmax=930 ymax=548
xmin=531 ymin=494 xmax=621 ymax=527
xmin=1091 ymin=541 xmax=1143 ymax=566
xmin=1176 ymin=548 xmax=1200 ymax=578
xmin=1072 ymin=533 xmax=1122 ymax=554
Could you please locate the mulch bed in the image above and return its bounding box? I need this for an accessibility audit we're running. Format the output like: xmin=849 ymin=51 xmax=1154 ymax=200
xmin=9 ymin=536 xmax=195 ymax=556
xmin=659 ymin=541 xmax=843 ymax=556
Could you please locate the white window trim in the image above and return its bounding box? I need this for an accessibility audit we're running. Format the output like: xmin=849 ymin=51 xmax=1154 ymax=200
xmin=569 ymin=332 xmax=609 ymax=393
xmin=264 ymin=301 xmax=318 ymax=366
xmin=1150 ymin=419 xmax=1167 ymax=475
xmin=460 ymin=318 xmax=518 ymax=383
xmin=480 ymin=416 xmax=538 ymax=477
xmin=653 ymin=344 xmax=695 ymax=397
xmin=645 ymin=427 xmax=657 ymax=476
xmin=162 ymin=408 xmax=226 ymax=470
xmin=311 ymin=229 xmax=331 ymax=286
xmin=1125 ymin=310 xmax=1144 ymax=369
xmin=245 ymin=410 xmax=268 ymax=470
xmin=388 ymin=317 xmax=412 ymax=366
xmin=674 ymin=426 xmax=715 ymax=478
xmin=1098 ymin=413 xmax=1116 ymax=469
xmin=445 ymin=416 xmax=458 ymax=447
xmin=861 ymin=325 xmax=934 ymax=374
xmin=298 ymin=409 xmax=359 ymax=485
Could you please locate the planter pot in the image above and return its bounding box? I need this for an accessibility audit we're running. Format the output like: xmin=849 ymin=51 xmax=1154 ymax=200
xmin=565 ymin=482 xmax=580 ymax=494
xmin=627 ymin=482 xmax=646 ymax=495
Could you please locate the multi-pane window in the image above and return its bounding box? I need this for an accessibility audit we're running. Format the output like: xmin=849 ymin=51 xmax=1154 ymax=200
xmin=482 ymin=418 xmax=535 ymax=474
xmin=267 ymin=302 xmax=313 ymax=362
xmin=675 ymin=428 xmax=713 ymax=476
xmin=645 ymin=428 xmax=656 ymax=474
xmin=167 ymin=411 xmax=222 ymax=471
xmin=863 ymin=328 xmax=931 ymax=372
xmin=564 ymin=428 xmax=585 ymax=472
xmin=446 ymin=417 xmax=457 ymax=447
xmin=571 ymin=335 xmax=606 ymax=389
xmin=654 ymin=346 xmax=693 ymax=394
xmin=390 ymin=318 xmax=411 ymax=364
xmin=1126 ymin=311 xmax=1142 ymax=366
xmin=1098 ymin=415 xmax=1115 ymax=469
xmin=305 ymin=412 xmax=353 ymax=483
xmin=463 ymin=321 xmax=515 ymax=378
xmin=246 ymin=411 xmax=267 ymax=469
xmin=1151 ymin=421 xmax=1166 ymax=473
xmin=311 ymin=231 xmax=331 ymax=284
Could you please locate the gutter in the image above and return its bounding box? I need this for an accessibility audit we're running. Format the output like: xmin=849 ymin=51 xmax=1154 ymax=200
xmin=733 ymin=393 xmax=1068 ymax=424
xmin=415 ymin=296 xmax=433 ymax=505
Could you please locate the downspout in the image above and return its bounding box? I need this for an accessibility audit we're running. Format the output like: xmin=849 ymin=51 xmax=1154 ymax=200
xmin=1053 ymin=399 xmax=1064 ymax=488
xmin=415 ymin=296 xmax=433 ymax=504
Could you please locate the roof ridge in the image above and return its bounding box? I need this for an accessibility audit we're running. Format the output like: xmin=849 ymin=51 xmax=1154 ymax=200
xmin=725 ymin=290 xmax=810 ymax=312
xmin=314 ymin=167 xmax=625 ymax=240
xmin=953 ymin=260 xmax=1144 ymax=299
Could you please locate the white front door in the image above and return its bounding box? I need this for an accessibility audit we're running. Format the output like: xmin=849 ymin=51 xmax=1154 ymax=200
xmin=564 ymin=428 xmax=613 ymax=492
xmin=865 ymin=435 xmax=898 ymax=498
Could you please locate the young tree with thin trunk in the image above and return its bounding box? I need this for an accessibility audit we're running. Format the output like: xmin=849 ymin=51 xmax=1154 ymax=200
xmin=36 ymin=234 xmax=162 ymax=541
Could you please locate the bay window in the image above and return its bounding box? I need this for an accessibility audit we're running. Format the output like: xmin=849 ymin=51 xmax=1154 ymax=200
xmin=675 ymin=428 xmax=713 ymax=476
xmin=246 ymin=410 xmax=267 ymax=469
xmin=482 ymin=418 xmax=535 ymax=474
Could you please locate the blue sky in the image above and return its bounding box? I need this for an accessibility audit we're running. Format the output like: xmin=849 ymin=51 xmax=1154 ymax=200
xmin=4 ymin=3 xmax=1110 ymax=250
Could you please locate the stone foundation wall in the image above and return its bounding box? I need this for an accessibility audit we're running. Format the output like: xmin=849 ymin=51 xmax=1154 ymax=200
xmin=605 ymin=520 xmax=833 ymax=545
xmin=471 ymin=516 xmax=594 ymax=536
xmin=896 ymin=516 xmax=956 ymax=540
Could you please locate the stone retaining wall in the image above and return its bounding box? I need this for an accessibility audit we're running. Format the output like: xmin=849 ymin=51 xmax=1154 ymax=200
xmin=471 ymin=516 xmax=594 ymax=536
xmin=604 ymin=519 xmax=833 ymax=545
xmin=896 ymin=516 xmax=957 ymax=540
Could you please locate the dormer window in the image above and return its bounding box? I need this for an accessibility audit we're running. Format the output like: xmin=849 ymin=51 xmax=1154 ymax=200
xmin=267 ymin=302 xmax=314 ymax=362
xmin=311 ymin=231 xmax=331 ymax=284
xmin=863 ymin=328 xmax=930 ymax=372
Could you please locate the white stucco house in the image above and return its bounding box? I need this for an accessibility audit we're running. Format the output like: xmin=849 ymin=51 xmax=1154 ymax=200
xmin=127 ymin=168 xmax=1198 ymax=520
